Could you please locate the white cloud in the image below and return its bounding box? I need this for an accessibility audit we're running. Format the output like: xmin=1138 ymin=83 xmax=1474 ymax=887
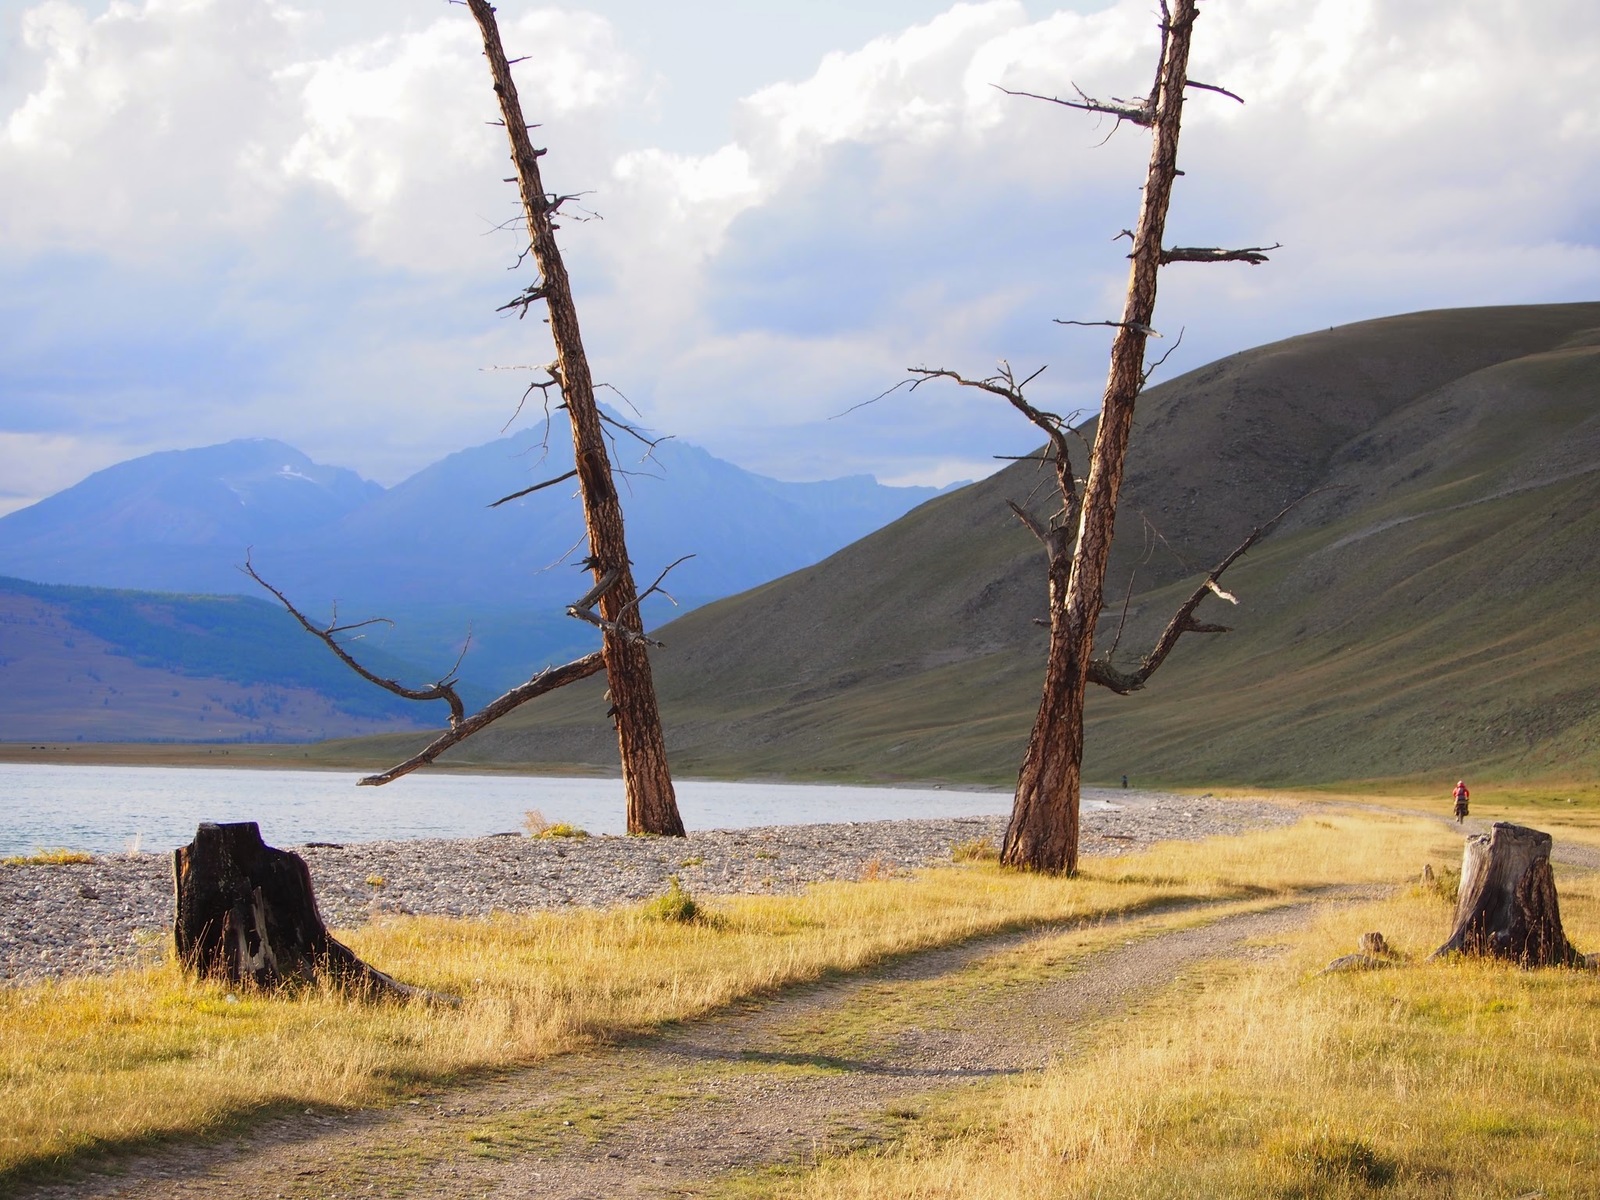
xmin=1 ymin=0 xmax=1597 ymax=513
xmin=579 ymin=0 xmax=1600 ymax=476
xmin=1 ymin=0 xmax=307 ymax=254
xmin=280 ymin=9 xmax=637 ymax=271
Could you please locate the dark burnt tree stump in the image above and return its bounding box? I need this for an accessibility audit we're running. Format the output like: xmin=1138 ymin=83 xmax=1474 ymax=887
xmin=172 ymin=821 xmax=431 ymax=999
xmin=1433 ymin=822 xmax=1584 ymax=967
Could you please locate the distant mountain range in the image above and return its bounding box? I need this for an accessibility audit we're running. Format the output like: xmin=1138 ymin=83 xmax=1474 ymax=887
xmin=0 ymin=426 xmax=949 ymax=724
xmin=0 ymin=576 xmax=438 ymax=743
xmin=375 ymin=302 xmax=1600 ymax=788
xmin=13 ymin=303 xmax=1600 ymax=776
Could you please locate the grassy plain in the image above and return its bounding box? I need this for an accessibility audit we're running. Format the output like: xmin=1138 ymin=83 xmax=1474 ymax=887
xmin=773 ymin=869 xmax=1600 ymax=1200
xmin=1 ymin=807 xmax=1459 ymax=1187
xmin=0 ymin=851 xmax=1214 ymax=1182
xmin=5 ymin=803 xmax=1598 ymax=1197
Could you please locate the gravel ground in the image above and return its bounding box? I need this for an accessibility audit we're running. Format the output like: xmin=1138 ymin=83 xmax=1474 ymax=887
xmin=1 ymin=790 xmax=1297 ymax=984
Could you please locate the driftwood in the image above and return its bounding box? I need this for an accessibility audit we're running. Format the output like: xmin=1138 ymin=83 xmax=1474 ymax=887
xmin=1432 ymin=822 xmax=1584 ymax=967
xmin=173 ymin=822 xmax=447 ymax=1001
xmin=1321 ymin=930 xmax=1401 ymax=974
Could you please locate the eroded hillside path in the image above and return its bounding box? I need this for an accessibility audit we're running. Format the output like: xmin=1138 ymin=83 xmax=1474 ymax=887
xmin=23 ymin=889 xmax=1379 ymax=1200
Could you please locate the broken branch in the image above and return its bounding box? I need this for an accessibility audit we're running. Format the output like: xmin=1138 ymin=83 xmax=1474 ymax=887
xmin=993 ymin=83 xmax=1155 ymax=128
xmin=243 ymin=558 xmax=466 ymax=729
xmin=359 ymin=652 xmax=606 ymax=786
xmin=1086 ymin=491 xmax=1312 ymax=694
xmin=1055 ymin=318 xmax=1163 ymax=337
xmin=488 ymin=468 xmax=579 ymax=508
xmin=1186 ymin=79 xmax=1244 ymax=104
xmin=1160 ymin=243 xmax=1280 ymax=265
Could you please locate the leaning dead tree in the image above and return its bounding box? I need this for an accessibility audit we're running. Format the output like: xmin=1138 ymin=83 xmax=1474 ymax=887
xmin=247 ymin=1 xmax=685 ymax=837
xmin=1433 ymin=823 xmax=1586 ymax=968
xmin=916 ymin=0 xmax=1277 ymax=873
xmin=466 ymin=0 xmax=681 ymax=836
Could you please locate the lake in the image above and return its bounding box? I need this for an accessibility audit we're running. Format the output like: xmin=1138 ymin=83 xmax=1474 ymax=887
xmin=0 ymin=764 xmax=1110 ymax=856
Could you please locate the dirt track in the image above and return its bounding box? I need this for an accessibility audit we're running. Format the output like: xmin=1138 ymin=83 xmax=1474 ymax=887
xmin=20 ymin=889 xmax=1379 ymax=1200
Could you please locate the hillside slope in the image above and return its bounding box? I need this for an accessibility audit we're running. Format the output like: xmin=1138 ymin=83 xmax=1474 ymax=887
xmin=0 ymin=578 xmax=439 ymax=742
xmin=351 ymin=303 xmax=1600 ymax=787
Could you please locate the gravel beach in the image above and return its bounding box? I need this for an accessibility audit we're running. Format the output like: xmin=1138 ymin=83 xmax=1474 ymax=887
xmin=1 ymin=790 xmax=1297 ymax=984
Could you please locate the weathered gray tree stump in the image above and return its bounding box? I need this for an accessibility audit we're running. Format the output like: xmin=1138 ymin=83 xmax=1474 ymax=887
xmin=1432 ymin=822 xmax=1584 ymax=967
xmin=172 ymin=821 xmax=433 ymax=999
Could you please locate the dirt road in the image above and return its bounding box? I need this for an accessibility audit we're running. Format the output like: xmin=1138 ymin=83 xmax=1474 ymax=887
xmin=21 ymin=890 xmax=1376 ymax=1200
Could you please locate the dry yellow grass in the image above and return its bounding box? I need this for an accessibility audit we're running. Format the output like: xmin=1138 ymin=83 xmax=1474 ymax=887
xmin=1 ymin=848 xmax=96 ymax=867
xmin=779 ymin=839 xmax=1600 ymax=1199
xmin=0 ymin=809 xmax=1528 ymax=1187
xmin=0 ymin=844 xmax=1239 ymax=1180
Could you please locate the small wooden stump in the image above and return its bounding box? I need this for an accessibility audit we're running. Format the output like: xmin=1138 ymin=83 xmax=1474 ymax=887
xmin=172 ymin=821 xmax=432 ymax=999
xmin=1432 ymin=822 xmax=1584 ymax=968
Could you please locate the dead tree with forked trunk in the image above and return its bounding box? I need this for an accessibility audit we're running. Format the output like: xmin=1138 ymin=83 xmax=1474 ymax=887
xmin=246 ymin=1 xmax=685 ymax=837
xmin=915 ymin=0 xmax=1279 ymax=873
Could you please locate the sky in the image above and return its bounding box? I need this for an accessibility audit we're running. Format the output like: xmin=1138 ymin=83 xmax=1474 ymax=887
xmin=1 ymin=0 xmax=1597 ymax=516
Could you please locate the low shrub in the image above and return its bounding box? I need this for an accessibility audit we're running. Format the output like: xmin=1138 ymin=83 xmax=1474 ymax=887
xmin=951 ymin=837 xmax=998 ymax=863
xmin=642 ymin=876 xmax=701 ymax=923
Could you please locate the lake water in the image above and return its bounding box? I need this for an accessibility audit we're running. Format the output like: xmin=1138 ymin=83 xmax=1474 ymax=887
xmin=0 ymin=764 xmax=1085 ymax=856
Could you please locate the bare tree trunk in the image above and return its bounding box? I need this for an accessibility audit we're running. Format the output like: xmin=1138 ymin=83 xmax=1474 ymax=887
xmin=173 ymin=821 xmax=441 ymax=1000
xmin=1433 ymin=823 xmax=1584 ymax=967
xmin=1002 ymin=0 xmax=1198 ymax=874
xmin=467 ymin=0 xmax=683 ymax=836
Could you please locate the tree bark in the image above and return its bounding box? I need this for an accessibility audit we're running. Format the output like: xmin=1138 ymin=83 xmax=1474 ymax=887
xmin=172 ymin=822 xmax=434 ymax=998
xmin=467 ymin=0 xmax=683 ymax=836
xmin=1433 ymin=822 xmax=1584 ymax=967
xmin=1002 ymin=0 xmax=1198 ymax=874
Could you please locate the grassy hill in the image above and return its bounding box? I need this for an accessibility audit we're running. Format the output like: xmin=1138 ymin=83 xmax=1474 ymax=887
xmin=318 ymin=303 xmax=1600 ymax=787
xmin=0 ymin=577 xmax=447 ymax=742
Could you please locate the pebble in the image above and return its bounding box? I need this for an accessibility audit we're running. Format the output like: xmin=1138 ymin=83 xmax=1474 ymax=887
xmin=0 ymin=791 xmax=1294 ymax=984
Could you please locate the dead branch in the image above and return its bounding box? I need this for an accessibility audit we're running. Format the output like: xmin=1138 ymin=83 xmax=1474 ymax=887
xmin=1102 ymin=562 xmax=1142 ymax=662
xmin=243 ymin=559 xmax=466 ymax=729
xmin=359 ymin=652 xmax=606 ymax=786
xmin=489 ymin=468 xmax=578 ymax=508
xmin=1141 ymin=327 xmax=1185 ymax=386
xmin=1186 ymin=80 xmax=1244 ymax=104
xmin=908 ymin=363 xmax=1069 ymax=462
xmin=1007 ymin=499 xmax=1051 ymax=545
xmin=1085 ymin=491 xmax=1311 ymax=694
xmin=598 ymin=409 xmax=674 ymax=457
xmin=571 ymin=566 xmax=623 ymax=613
xmin=830 ymin=377 xmax=915 ymax=421
xmin=1055 ymin=318 xmax=1163 ymax=337
xmin=627 ymin=554 xmax=695 ymax=613
xmin=909 ymin=362 xmax=1087 ymax=546
xmin=497 ymin=281 xmax=549 ymax=318
xmin=993 ymin=83 xmax=1155 ymax=129
xmin=494 ymin=366 xmax=563 ymax=431
xmin=595 ymin=381 xmax=646 ymax=421
xmin=1160 ymin=243 xmax=1280 ymax=266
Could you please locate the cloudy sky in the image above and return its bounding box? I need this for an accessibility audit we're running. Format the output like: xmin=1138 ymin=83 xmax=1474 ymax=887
xmin=1 ymin=0 xmax=1596 ymax=515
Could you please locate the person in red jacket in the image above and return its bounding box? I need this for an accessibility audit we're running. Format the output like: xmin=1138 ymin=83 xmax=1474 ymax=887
xmin=1453 ymin=780 xmax=1470 ymax=823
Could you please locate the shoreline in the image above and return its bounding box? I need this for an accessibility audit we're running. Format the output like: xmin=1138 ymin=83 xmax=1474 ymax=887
xmin=0 ymin=742 xmax=1021 ymax=791
xmin=0 ymin=794 xmax=1300 ymax=985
